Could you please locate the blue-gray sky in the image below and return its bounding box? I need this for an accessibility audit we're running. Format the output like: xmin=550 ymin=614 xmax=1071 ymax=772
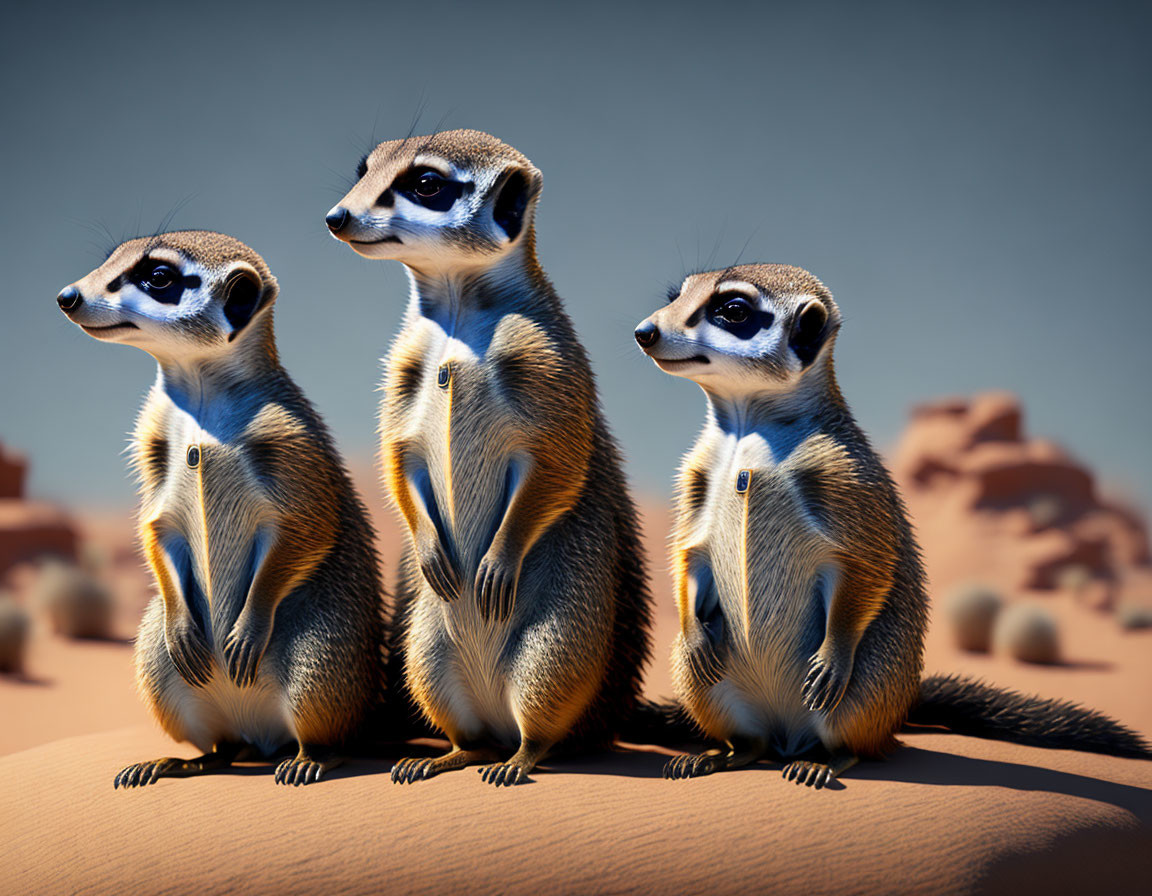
xmin=2 ymin=0 xmax=1149 ymax=508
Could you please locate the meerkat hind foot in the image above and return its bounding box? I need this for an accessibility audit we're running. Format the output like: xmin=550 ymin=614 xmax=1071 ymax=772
xmin=782 ymin=751 xmax=857 ymax=789
xmin=274 ymin=744 xmax=343 ymax=786
xmin=391 ymin=746 xmax=500 ymax=784
xmin=114 ymin=742 xmax=246 ymax=789
xmin=477 ymin=740 xmax=548 ymax=787
xmin=664 ymin=738 xmax=767 ymax=779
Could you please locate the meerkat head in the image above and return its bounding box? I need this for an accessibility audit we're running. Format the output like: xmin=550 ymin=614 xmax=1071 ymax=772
xmin=325 ymin=128 xmax=543 ymax=271
xmin=634 ymin=264 xmax=841 ymax=397
xmin=57 ymin=231 xmax=279 ymax=362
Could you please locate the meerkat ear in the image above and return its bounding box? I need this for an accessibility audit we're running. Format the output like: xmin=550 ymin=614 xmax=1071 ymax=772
xmin=789 ymin=300 xmax=830 ymax=366
xmin=222 ymin=264 xmax=272 ymax=341
xmin=492 ymin=166 xmax=542 ymax=241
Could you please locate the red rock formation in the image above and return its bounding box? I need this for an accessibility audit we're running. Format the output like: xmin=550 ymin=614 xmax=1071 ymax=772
xmin=892 ymin=393 xmax=1150 ymax=613
xmin=0 ymin=442 xmax=78 ymax=577
xmin=0 ymin=445 xmax=26 ymax=500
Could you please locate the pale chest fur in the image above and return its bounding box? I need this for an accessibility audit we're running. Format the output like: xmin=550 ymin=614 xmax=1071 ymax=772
xmin=383 ymin=311 xmax=557 ymax=574
xmin=679 ymin=426 xmax=839 ymax=722
xmin=136 ymin=394 xmax=278 ymax=641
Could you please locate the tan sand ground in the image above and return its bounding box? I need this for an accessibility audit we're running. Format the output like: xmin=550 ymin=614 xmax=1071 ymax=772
xmin=1 ymin=503 xmax=1150 ymax=894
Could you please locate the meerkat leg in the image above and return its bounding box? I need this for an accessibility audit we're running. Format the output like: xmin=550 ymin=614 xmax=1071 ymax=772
xmin=782 ymin=749 xmax=858 ymax=789
xmin=391 ymin=743 xmax=501 ymax=784
xmin=476 ymin=737 xmax=551 ymax=787
xmin=803 ymin=564 xmax=891 ymax=715
xmin=223 ymin=527 xmax=336 ymax=688
xmin=477 ymin=614 xmax=605 ymax=787
xmin=114 ymin=741 xmax=248 ymax=789
xmin=274 ymin=743 xmax=344 ymax=786
xmin=385 ymin=443 xmax=461 ymax=602
xmin=143 ymin=523 xmax=213 ymax=688
xmin=663 ymin=735 xmax=767 ymax=779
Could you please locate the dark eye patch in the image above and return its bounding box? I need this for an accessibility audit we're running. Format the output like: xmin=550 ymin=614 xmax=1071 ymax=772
xmin=705 ymin=292 xmax=774 ymax=340
xmin=393 ymin=166 xmax=468 ymax=212
xmin=665 ymin=285 xmax=680 ymax=304
xmin=356 ymin=153 xmax=369 ymax=179
xmin=130 ymin=259 xmax=193 ymax=305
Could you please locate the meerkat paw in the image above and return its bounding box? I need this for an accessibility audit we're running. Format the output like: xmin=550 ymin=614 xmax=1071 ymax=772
xmin=783 ymin=752 xmax=857 ymax=789
xmin=782 ymin=760 xmax=834 ymax=789
xmin=391 ymin=747 xmax=500 ymax=785
xmin=663 ymin=751 xmax=725 ymax=779
xmin=114 ymin=743 xmax=243 ymax=789
xmin=274 ymin=746 xmax=342 ymax=786
xmin=417 ymin=538 xmax=461 ymax=602
xmin=803 ymin=651 xmax=851 ymax=714
xmin=391 ymin=756 xmax=440 ymax=784
xmin=477 ymin=760 xmax=530 ymax=787
xmin=222 ymin=617 xmax=271 ymax=687
xmin=475 ymin=551 xmax=519 ymax=621
xmin=114 ymin=758 xmax=179 ymax=789
xmin=164 ymin=620 xmax=213 ymax=687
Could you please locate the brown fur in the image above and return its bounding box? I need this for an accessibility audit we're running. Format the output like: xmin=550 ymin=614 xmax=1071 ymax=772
xmin=641 ymin=264 xmax=927 ymax=786
xmin=59 ymin=231 xmax=385 ymax=787
xmin=330 ymin=130 xmax=653 ymax=785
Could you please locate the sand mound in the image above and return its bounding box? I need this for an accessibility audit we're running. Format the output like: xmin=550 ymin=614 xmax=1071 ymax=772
xmin=1 ymin=728 xmax=1149 ymax=896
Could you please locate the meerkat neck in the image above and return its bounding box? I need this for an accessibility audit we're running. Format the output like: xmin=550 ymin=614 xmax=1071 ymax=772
xmin=703 ymin=360 xmax=846 ymax=436
xmin=403 ymin=237 xmax=551 ymax=325
xmin=153 ymin=316 xmax=281 ymax=420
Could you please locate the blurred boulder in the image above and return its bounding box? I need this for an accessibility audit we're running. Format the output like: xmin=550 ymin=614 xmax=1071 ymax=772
xmin=0 ymin=595 xmax=30 ymax=674
xmin=32 ymin=561 xmax=114 ymax=640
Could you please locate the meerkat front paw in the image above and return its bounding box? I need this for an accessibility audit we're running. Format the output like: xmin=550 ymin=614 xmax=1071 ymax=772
xmin=222 ymin=615 xmax=272 ymax=687
xmin=416 ymin=532 xmax=461 ymax=602
xmin=803 ymin=650 xmax=851 ymax=714
xmin=475 ymin=549 xmax=519 ymax=621
xmin=164 ymin=618 xmax=213 ymax=687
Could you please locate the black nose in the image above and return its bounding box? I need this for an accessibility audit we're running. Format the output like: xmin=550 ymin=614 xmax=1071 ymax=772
xmin=326 ymin=207 xmax=350 ymax=234
xmin=57 ymin=286 xmax=83 ymax=312
xmin=634 ymin=321 xmax=660 ymax=348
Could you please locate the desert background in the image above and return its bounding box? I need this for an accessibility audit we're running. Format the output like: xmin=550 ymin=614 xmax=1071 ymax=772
xmin=3 ymin=1 xmax=1151 ymax=894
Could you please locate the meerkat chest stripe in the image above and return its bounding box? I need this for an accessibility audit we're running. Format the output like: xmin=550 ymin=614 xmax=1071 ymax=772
xmin=737 ymin=469 xmax=752 ymax=642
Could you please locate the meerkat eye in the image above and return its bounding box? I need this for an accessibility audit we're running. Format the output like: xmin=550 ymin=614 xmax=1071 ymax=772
xmin=148 ymin=266 xmax=175 ymax=289
xmin=716 ymin=298 xmax=751 ymax=324
xmin=415 ymin=172 xmax=443 ymax=197
xmin=395 ymin=167 xmax=467 ymax=212
xmin=133 ymin=261 xmax=186 ymax=305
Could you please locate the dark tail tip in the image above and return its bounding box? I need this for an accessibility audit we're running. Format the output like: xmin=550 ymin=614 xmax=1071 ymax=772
xmin=617 ymin=698 xmax=701 ymax=747
xmin=909 ymin=674 xmax=1152 ymax=759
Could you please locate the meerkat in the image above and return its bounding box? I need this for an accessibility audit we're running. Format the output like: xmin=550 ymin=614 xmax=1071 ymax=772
xmin=326 ymin=129 xmax=653 ymax=786
xmin=57 ymin=231 xmax=385 ymax=787
xmin=635 ymin=263 xmax=1151 ymax=787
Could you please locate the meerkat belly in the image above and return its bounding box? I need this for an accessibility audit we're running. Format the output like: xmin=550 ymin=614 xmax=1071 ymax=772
xmin=151 ymin=429 xmax=290 ymax=734
xmin=401 ymin=342 xmax=529 ymax=740
xmin=703 ymin=457 xmax=832 ymax=751
xmin=410 ymin=352 xmax=518 ymax=578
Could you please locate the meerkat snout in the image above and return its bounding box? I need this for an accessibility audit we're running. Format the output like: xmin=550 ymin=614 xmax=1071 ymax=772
xmin=57 ymin=286 xmax=83 ymax=312
xmin=325 ymin=207 xmax=350 ymax=234
xmin=634 ymin=320 xmax=660 ymax=348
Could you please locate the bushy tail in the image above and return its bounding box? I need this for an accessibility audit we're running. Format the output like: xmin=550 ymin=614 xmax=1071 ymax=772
xmin=908 ymin=674 xmax=1152 ymax=759
xmin=617 ymin=698 xmax=701 ymax=746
